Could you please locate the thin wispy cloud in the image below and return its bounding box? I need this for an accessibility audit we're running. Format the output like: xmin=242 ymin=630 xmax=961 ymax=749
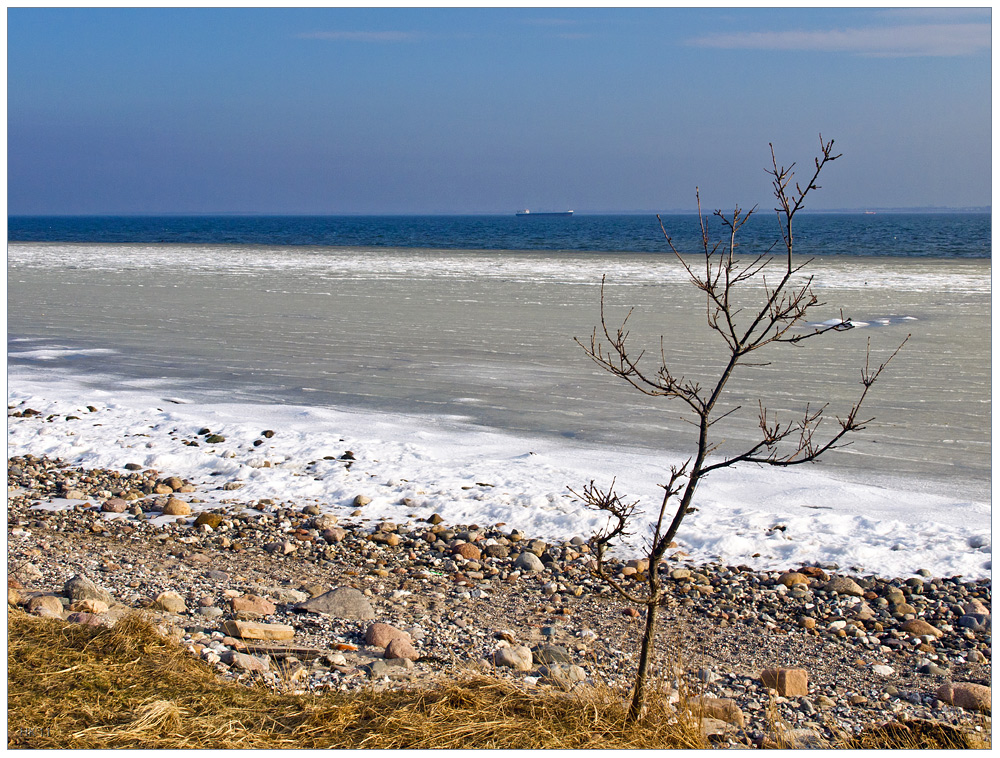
xmin=689 ymin=23 xmax=990 ymax=58
xmin=299 ymin=30 xmax=420 ymax=43
xmin=879 ymin=8 xmax=991 ymax=22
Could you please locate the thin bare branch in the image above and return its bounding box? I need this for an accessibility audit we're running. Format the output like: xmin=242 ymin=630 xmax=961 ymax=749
xmin=573 ymin=137 xmax=896 ymax=725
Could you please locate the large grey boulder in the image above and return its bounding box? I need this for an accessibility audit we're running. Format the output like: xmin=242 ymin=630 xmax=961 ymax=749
xmin=295 ymin=587 xmax=375 ymax=619
xmin=63 ymin=575 xmax=113 ymax=605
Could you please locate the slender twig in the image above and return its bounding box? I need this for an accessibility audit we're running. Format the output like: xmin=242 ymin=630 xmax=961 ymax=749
xmin=574 ymin=136 xmax=901 ymax=725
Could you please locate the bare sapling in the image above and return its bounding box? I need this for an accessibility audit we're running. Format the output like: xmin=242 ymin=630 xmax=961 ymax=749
xmin=573 ymin=136 xmax=907 ymax=723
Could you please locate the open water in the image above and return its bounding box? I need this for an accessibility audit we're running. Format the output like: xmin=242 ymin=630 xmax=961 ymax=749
xmin=7 ymin=213 xmax=992 ymax=502
xmin=8 ymin=212 xmax=991 ymax=257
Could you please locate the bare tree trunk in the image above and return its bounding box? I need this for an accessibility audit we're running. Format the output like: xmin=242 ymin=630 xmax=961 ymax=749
xmin=575 ymin=138 xmax=905 ymax=726
xmin=628 ymin=599 xmax=658 ymax=723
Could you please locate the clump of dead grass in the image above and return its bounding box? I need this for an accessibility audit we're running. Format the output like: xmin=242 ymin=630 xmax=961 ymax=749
xmin=7 ymin=609 xmax=708 ymax=749
xmin=844 ymin=718 xmax=990 ymax=750
xmin=9 ymin=609 xmax=989 ymax=749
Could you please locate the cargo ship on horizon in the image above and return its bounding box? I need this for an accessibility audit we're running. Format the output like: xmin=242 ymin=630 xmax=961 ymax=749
xmin=515 ymin=209 xmax=574 ymax=216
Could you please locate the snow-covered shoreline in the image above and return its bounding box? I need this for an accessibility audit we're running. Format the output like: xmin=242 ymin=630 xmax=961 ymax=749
xmin=7 ymin=366 xmax=991 ymax=581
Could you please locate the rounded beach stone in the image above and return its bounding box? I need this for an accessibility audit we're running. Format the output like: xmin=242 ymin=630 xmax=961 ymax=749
xmin=963 ymin=599 xmax=989 ymax=616
xmin=64 ymin=575 xmax=113 ymax=604
xmin=322 ymin=527 xmax=347 ymax=543
xmin=312 ymin=513 xmax=339 ymax=530
xmin=958 ymin=613 xmax=990 ymax=632
xmin=513 ymin=552 xmax=545 ymax=573
xmin=162 ymin=498 xmax=191 ymax=516
xmin=194 ymin=512 xmax=223 ymax=528
xmin=365 ymin=622 xmax=410 ymax=648
xmin=492 ymin=644 xmax=534 ymax=671
xmin=901 ymin=618 xmax=943 ymax=638
xmin=384 ymin=637 xmax=419 ymax=661
xmin=778 ymin=571 xmax=809 ymax=588
xmin=526 ymin=539 xmax=548 ymax=556
xmin=453 ymin=542 xmax=482 ymax=561
xmin=101 ymin=498 xmax=129 ymax=513
xmin=936 ymin=682 xmax=991 ymax=714
xmin=220 ymin=620 xmax=294 ymax=641
xmin=27 ymin=594 xmax=64 ymax=617
xmin=222 ymin=651 xmax=270 ymax=673
xmin=152 ymin=590 xmax=187 ymax=613
xmin=822 ymin=577 xmax=864 ymax=596
xmin=481 ymin=544 xmax=510 ymax=559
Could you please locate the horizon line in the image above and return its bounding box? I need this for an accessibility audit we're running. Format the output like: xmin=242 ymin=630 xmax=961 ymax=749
xmin=8 ymin=206 xmax=992 ymax=218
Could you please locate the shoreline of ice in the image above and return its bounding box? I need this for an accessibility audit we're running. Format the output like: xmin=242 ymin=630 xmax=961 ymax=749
xmin=7 ymin=241 xmax=992 ymax=293
xmin=6 ymin=366 xmax=991 ymax=581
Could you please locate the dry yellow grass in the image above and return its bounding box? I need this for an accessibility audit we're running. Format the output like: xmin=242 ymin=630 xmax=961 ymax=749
xmin=7 ymin=609 xmax=708 ymax=749
xmin=7 ymin=608 xmax=988 ymax=749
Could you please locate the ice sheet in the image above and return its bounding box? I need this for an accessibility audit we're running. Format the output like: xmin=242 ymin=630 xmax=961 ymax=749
xmin=7 ymin=368 xmax=990 ymax=580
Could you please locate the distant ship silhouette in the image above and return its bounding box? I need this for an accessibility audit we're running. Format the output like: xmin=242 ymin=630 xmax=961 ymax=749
xmin=515 ymin=209 xmax=574 ymax=216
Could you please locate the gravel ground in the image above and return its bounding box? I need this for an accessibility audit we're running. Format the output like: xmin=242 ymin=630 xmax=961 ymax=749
xmin=7 ymin=453 xmax=992 ymax=747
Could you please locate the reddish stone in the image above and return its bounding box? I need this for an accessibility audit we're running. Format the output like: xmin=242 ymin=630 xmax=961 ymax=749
xmin=364 ymin=622 xmax=410 ymax=648
xmin=231 ymin=594 xmax=276 ymax=616
xmin=101 ymin=498 xmax=129 ymax=513
xmin=453 ymin=542 xmax=482 ymax=560
xmin=384 ymin=637 xmax=419 ymax=661
xmin=936 ymin=682 xmax=991 ymax=714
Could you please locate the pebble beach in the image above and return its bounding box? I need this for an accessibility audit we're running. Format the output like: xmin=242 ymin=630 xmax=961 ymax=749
xmin=8 ymin=421 xmax=992 ymax=747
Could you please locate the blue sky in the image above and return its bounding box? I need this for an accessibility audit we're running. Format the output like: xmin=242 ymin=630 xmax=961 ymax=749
xmin=7 ymin=6 xmax=992 ymax=214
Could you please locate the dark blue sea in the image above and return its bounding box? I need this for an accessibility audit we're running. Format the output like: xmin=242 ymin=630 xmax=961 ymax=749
xmin=7 ymin=212 xmax=990 ymax=258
